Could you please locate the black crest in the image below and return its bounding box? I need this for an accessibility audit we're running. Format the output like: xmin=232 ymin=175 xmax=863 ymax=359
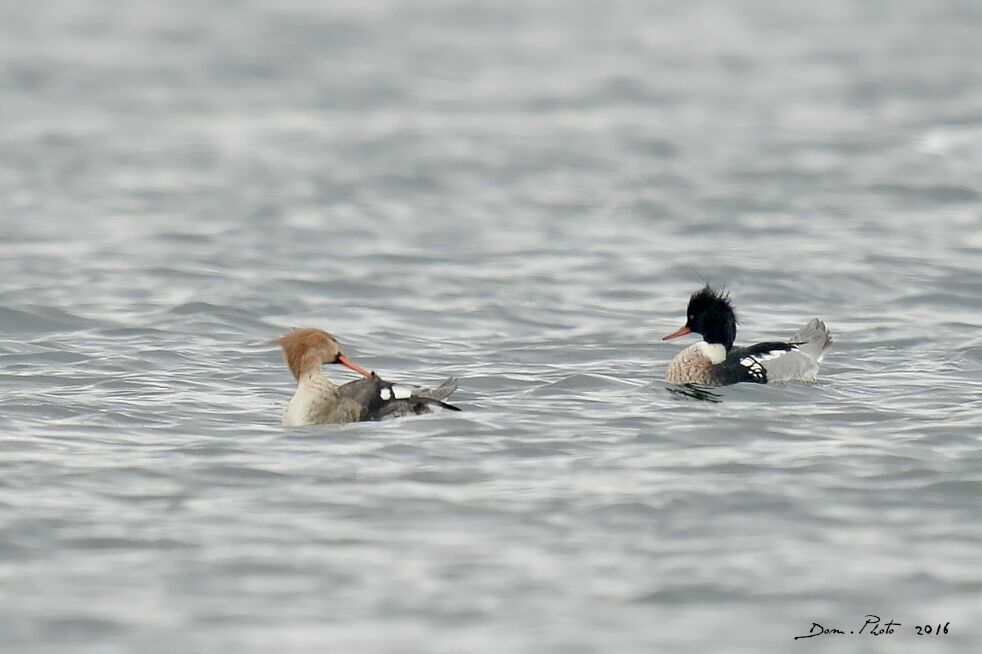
xmin=685 ymin=285 xmax=738 ymax=350
xmin=687 ymin=285 xmax=735 ymax=321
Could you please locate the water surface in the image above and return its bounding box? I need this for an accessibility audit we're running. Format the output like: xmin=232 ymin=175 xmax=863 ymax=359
xmin=1 ymin=1 xmax=981 ymax=652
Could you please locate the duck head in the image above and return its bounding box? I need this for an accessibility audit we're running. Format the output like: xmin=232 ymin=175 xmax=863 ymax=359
xmin=662 ymin=285 xmax=737 ymax=351
xmin=276 ymin=328 xmax=373 ymax=380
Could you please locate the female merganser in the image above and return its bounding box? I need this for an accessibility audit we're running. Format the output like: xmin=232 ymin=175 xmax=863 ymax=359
xmin=276 ymin=328 xmax=460 ymax=426
xmin=662 ymin=286 xmax=832 ymax=386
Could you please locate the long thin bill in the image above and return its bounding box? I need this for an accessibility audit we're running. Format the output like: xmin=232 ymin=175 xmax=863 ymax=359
xmin=662 ymin=325 xmax=693 ymax=341
xmin=337 ymin=354 xmax=373 ymax=378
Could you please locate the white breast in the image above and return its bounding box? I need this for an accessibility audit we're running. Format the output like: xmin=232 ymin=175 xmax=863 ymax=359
xmin=697 ymin=342 xmax=727 ymax=364
xmin=282 ymin=375 xmax=336 ymax=426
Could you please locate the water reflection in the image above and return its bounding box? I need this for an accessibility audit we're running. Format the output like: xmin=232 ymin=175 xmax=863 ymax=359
xmin=666 ymin=383 xmax=723 ymax=403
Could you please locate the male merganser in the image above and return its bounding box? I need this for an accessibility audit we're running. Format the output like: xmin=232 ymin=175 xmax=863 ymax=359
xmin=662 ymin=286 xmax=832 ymax=386
xmin=275 ymin=328 xmax=460 ymax=426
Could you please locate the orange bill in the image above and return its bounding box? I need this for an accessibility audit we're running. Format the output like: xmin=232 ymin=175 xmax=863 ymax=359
xmin=662 ymin=325 xmax=693 ymax=341
xmin=337 ymin=354 xmax=373 ymax=378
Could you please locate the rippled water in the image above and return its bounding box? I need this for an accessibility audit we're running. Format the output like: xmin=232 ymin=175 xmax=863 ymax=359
xmin=2 ymin=1 xmax=981 ymax=652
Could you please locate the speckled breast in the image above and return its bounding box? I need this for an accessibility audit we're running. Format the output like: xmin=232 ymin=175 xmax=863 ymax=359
xmin=665 ymin=343 xmax=716 ymax=385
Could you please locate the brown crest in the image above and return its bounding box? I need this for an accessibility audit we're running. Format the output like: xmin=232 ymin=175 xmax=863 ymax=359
xmin=275 ymin=328 xmax=340 ymax=380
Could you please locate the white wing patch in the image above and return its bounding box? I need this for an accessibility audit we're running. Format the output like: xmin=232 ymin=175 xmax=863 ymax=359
xmin=391 ymin=384 xmax=414 ymax=400
xmin=380 ymin=385 xmax=414 ymax=401
xmin=756 ymin=346 xmax=797 ymax=362
xmin=739 ymin=357 xmax=766 ymax=381
xmin=739 ymin=345 xmax=798 ymax=371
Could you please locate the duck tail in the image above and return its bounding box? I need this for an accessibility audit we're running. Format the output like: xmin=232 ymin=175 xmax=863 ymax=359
xmin=408 ymin=377 xmax=461 ymax=412
xmin=418 ymin=377 xmax=458 ymax=402
xmin=790 ymin=319 xmax=833 ymax=362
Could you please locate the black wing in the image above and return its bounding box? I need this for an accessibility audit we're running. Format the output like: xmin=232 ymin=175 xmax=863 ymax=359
xmin=335 ymin=375 xmax=390 ymax=420
xmin=714 ymin=341 xmax=799 ymax=384
xmin=733 ymin=341 xmax=799 ymax=359
xmin=338 ymin=373 xmax=460 ymax=421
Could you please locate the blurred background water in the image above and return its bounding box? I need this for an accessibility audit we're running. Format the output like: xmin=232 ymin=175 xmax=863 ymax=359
xmin=1 ymin=1 xmax=981 ymax=652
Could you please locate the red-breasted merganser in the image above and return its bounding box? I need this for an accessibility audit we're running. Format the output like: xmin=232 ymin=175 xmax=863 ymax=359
xmin=663 ymin=286 xmax=832 ymax=386
xmin=276 ymin=328 xmax=460 ymax=426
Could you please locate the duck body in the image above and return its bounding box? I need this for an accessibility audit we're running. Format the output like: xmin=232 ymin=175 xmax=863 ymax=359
xmin=664 ymin=286 xmax=832 ymax=386
xmin=283 ymin=371 xmax=459 ymax=426
xmin=277 ymin=328 xmax=460 ymax=427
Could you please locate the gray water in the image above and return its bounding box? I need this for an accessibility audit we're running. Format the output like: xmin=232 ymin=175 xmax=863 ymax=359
xmin=2 ymin=1 xmax=981 ymax=652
